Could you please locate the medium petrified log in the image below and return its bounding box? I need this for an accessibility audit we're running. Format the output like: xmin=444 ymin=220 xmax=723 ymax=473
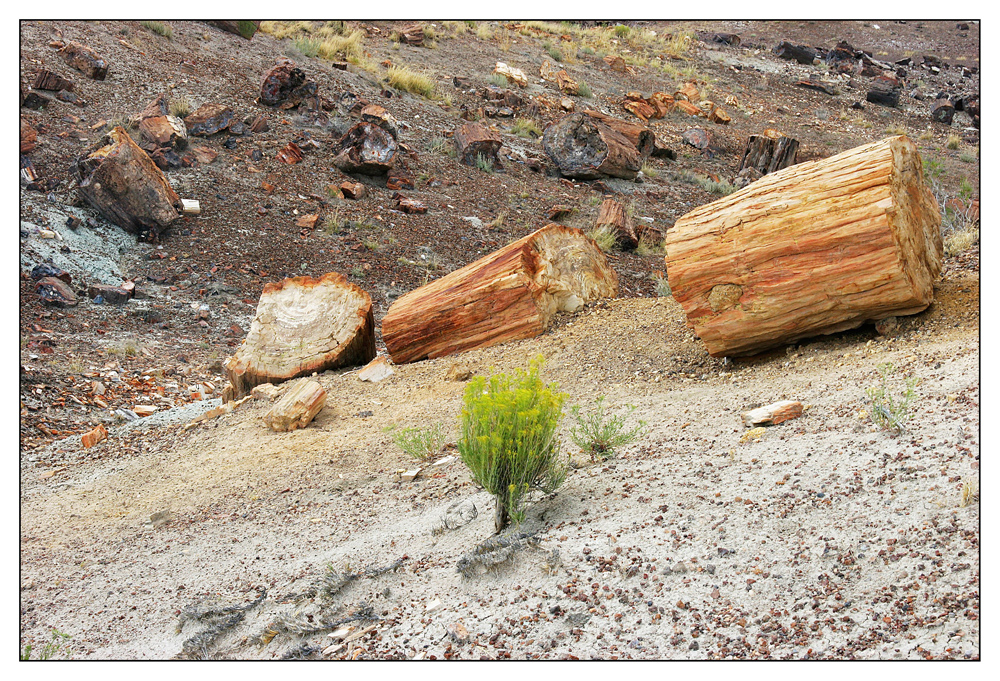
xmin=867 ymin=76 xmax=901 ymax=107
xmin=33 ymin=70 xmax=74 ymax=91
xmin=59 ymin=41 xmax=108 ymax=79
xmin=454 ymin=122 xmax=503 ymax=168
xmin=263 ymin=378 xmax=326 ymax=432
xmin=223 ymin=272 xmax=375 ymax=398
xmin=556 ymin=70 xmax=579 ymax=95
xmin=72 ymin=127 xmax=181 ymax=239
xmin=260 ymin=60 xmax=307 ymax=106
xmin=205 ymin=21 xmax=261 ymax=40
xmin=21 ymin=91 xmax=51 ymax=110
xmin=383 ymin=224 xmax=618 ymax=364
xmin=399 ymin=24 xmax=425 ymax=46
xmin=665 ymin=135 xmax=943 ymax=357
xmin=542 ymin=112 xmax=648 ymax=180
xmin=594 ymin=198 xmax=637 ymax=250
xmin=333 ymin=122 xmax=398 ymax=175
xmin=738 ymin=129 xmax=799 ymax=175
xmin=21 ymin=119 xmax=37 ymax=154
xmin=930 ymin=99 xmax=956 ymax=124
xmin=773 ymin=41 xmax=820 ymax=65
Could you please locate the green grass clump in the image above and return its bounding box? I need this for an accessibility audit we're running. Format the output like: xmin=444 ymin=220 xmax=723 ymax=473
xmin=475 ymin=153 xmax=495 ymax=173
xmin=141 ymin=20 xmax=173 ymax=39
xmin=458 ymin=357 xmax=568 ymax=532
xmin=569 ymin=396 xmax=647 ymax=462
xmin=21 ymin=629 xmax=71 ymax=660
xmin=511 ymin=118 xmax=543 ymax=138
xmin=653 ymin=273 xmax=671 ymax=297
xmin=294 ymin=36 xmax=321 ymax=57
xmin=318 ymin=31 xmax=365 ymax=61
xmin=428 ymin=137 xmax=457 ymax=158
xmin=577 ymin=81 xmax=593 ymax=98
xmin=487 ymin=73 xmax=509 ymax=88
xmin=389 ymin=422 xmax=447 ymax=461
xmin=866 ymin=363 xmax=918 ymax=433
xmin=168 ymin=96 xmax=191 ymax=118
xmin=640 ymin=162 xmax=658 ymax=179
xmin=386 ymin=65 xmax=436 ymax=98
xmin=959 ymin=150 xmax=976 ymax=163
xmin=543 ymin=40 xmax=563 ymax=62
xmin=946 ymin=134 xmax=962 ymax=150
xmin=586 ymin=225 xmax=617 ymax=253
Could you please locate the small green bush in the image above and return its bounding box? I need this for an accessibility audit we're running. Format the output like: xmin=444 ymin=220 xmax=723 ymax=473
xmin=141 ymin=20 xmax=173 ymax=39
xmin=21 ymin=629 xmax=71 ymax=660
xmin=577 ymin=81 xmax=593 ymax=98
xmin=458 ymin=357 xmax=568 ymax=532
xmin=569 ymin=396 xmax=646 ymax=462
xmin=475 ymin=153 xmax=494 ymax=173
xmin=389 ymin=423 xmax=447 ymax=460
xmin=866 ymin=363 xmax=918 ymax=433
xmin=586 ymin=225 xmax=617 ymax=252
xmin=511 ymin=118 xmax=542 ymax=138
xmin=487 ymin=73 xmax=509 ymax=88
xmin=294 ymin=36 xmax=321 ymax=57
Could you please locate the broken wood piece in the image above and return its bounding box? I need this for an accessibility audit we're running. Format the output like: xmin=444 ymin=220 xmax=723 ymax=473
xmin=33 ymin=69 xmax=74 ymax=91
xmin=340 ymin=181 xmax=366 ymax=200
xmin=184 ymin=103 xmax=234 ymax=136
xmin=276 ymin=142 xmax=303 ymax=164
xmin=81 ymin=424 xmax=108 ymax=448
xmin=342 ymin=625 xmax=377 ymax=644
xmin=382 ymin=224 xmax=618 ymax=364
xmin=398 ymin=24 xmax=425 ymax=46
xmin=251 ymin=383 xmax=281 ymax=400
xmin=71 ymin=127 xmax=181 ymax=239
xmin=133 ymin=405 xmax=157 ymax=417
xmin=328 ymin=626 xmax=354 ymax=640
xmin=742 ymin=400 xmax=803 ymax=427
xmin=773 ymin=41 xmax=820 ymax=65
xmin=454 ymin=122 xmax=503 ymax=169
xmin=579 ymin=110 xmax=655 ymax=162
xmin=295 ymin=213 xmax=319 ymax=228
xmin=738 ymin=129 xmax=799 ymax=175
xmin=543 ymin=112 xmax=649 ymax=180
xmin=139 ymin=116 xmax=188 ymax=149
xmin=494 ymin=62 xmax=528 ymax=88
xmin=665 ymin=135 xmax=942 ymax=357
xmin=59 ymin=41 xmax=108 ymax=79
xmin=358 ymin=355 xmax=394 ymax=382
xmin=21 ymin=120 xmax=37 ymax=154
xmin=395 ymin=196 xmax=427 ymax=214
xmin=223 ymin=272 xmax=376 ymax=398
xmin=400 ymin=469 xmax=421 ymax=482
xmin=263 ymin=378 xmax=326 ymax=432
xmin=333 ymin=122 xmax=398 ymax=175
xmin=181 ymin=199 xmax=200 ymax=215
xmin=556 ymin=70 xmax=579 ymax=95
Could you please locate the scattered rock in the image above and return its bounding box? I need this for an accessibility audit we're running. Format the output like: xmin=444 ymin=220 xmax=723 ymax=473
xmin=340 ymin=181 xmax=367 ymax=200
xmin=333 ymin=122 xmax=398 ymax=175
xmin=358 ymin=355 xmax=394 ymax=382
xmin=682 ymin=128 xmax=711 ymax=150
xmin=81 ymin=424 xmax=107 ymax=448
xmin=59 ymin=41 xmax=108 ymax=80
xmin=494 ymin=62 xmax=527 ymax=88
xmin=184 ymin=104 xmax=234 ymax=136
xmin=445 ymin=363 xmax=473 ymax=381
xmin=395 ymin=196 xmax=427 ymax=214
xmin=34 ymin=277 xmax=77 ymax=307
xmin=32 ymin=69 xmax=74 ymax=91
xmin=88 ymin=284 xmax=131 ymax=305
xmin=742 ymin=400 xmax=803 ymax=427
xmin=276 ymin=141 xmax=303 ymax=164
xmin=251 ymin=383 xmax=281 ymax=401
xmin=21 ymin=91 xmax=52 ymax=110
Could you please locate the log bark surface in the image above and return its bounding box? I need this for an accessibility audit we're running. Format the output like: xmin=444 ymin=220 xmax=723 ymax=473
xmin=543 ymin=112 xmax=648 ymax=180
xmin=454 ymin=122 xmax=503 ymax=167
xmin=595 ymin=198 xmax=637 ymax=250
xmin=224 ymin=272 xmax=376 ymax=397
xmin=72 ymin=127 xmax=181 ymax=239
xmin=583 ymin=110 xmax=655 ymax=160
xmin=383 ymin=224 xmax=619 ymax=364
xmin=665 ymin=135 xmax=942 ymax=357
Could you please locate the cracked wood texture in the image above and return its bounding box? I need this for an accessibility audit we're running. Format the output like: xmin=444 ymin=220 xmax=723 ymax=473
xmin=543 ymin=112 xmax=648 ymax=180
xmin=665 ymin=135 xmax=942 ymax=357
xmin=224 ymin=272 xmax=375 ymax=397
xmin=382 ymin=224 xmax=619 ymax=364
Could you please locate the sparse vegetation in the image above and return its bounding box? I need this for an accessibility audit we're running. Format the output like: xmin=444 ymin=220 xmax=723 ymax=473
xmin=884 ymin=124 xmax=906 ymax=136
xmin=141 ymin=20 xmax=173 ymax=40
xmin=946 ymin=134 xmax=962 ymax=150
xmin=653 ymin=272 xmax=672 ymax=297
xmin=386 ymin=65 xmax=436 ymax=98
xmin=474 ymin=153 xmax=495 ymax=173
xmin=960 ymin=480 xmax=979 ymax=507
xmin=428 ymin=136 xmax=457 ymax=158
xmin=488 ymin=73 xmax=509 ymax=88
xmin=866 ymin=363 xmax=919 ymax=433
xmin=169 ymin=96 xmax=191 ymax=118
xmin=577 ymin=81 xmax=593 ymax=98
xmin=293 ymin=36 xmax=321 ymax=58
xmin=458 ymin=357 xmax=568 ymax=532
xmin=322 ymin=212 xmax=343 ymax=235
xmin=959 ymin=150 xmax=977 ymax=163
xmin=543 ymin=40 xmax=563 ymax=62
xmin=640 ymin=163 xmax=659 ymax=179
xmin=586 ymin=225 xmax=618 ymax=253
xmin=21 ymin=629 xmax=71 ymax=660
xmin=349 ymin=266 xmax=365 ymax=279
xmin=569 ymin=396 xmax=647 ymax=462
xmin=389 ymin=422 xmax=447 ymax=461
xmin=475 ymin=23 xmax=493 ymax=41
xmin=674 ymin=169 xmax=735 ymax=196
xmin=635 ymin=231 xmax=664 ymax=256
xmin=511 ymin=118 xmax=542 ymax=138
xmin=944 ymin=224 xmax=979 ymax=256
xmin=489 ymin=211 xmax=507 ymax=229
xmin=106 ymin=339 xmax=142 ymax=357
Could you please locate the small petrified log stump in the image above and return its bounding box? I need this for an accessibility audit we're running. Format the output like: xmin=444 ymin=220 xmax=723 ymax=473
xmin=867 ymin=76 xmax=901 ymax=108
xmin=399 ymin=24 xmax=425 ymax=46
xmin=184 ymin=104 xmax=234 ymax=136
xmin=383 ymin=224 xmax=618 ymax=364
xmin=223 ymin=272 xmax=376 ymax=398
xmin=72 ymin=127 xmax=181 ymax=239
xmin=33 ymin=70 xmax=74 ymax=91
xmin=263 ymin=378 xmax=326 ymax=432
xmin=59 ymin=41 xmax=108 ymax=79
xmin=930 ymin=99 xmax=956 ymax=125
xmin=260 ymin=59 xmax=307 ymax=106
xmin=665 ymin=135 xmax=943 ymax=357
xmin=454 ymin=122 xmax=503 ymax=168
xmin=738 ymin=129 xmax=799 ymax=175
xmin=542 ymin=112 xmax=649 ymax=180
xmin=594 ymin=198 xmax=637 ymax=250
xmin=333 ymin=122 xmax=398 ymax=175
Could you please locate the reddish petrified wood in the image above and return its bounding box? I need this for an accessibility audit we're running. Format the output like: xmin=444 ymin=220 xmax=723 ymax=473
xmin=333 ymin=122 xmax=398 ymax=175
xmin=665 ymin=136 xmax=942 ymax=357
xmin=542 ymin=112 xmax=649 ymax=180
xmin=594 ymin=198 xmax=637 ymax=250
xmin=383 ymin=224 xmax=618 ymax=364
xmin=59 ymin=41 xmax=108 ymax=79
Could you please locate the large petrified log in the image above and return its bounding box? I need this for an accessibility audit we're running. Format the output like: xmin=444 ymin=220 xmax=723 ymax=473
xmin=454 ymin=122 xmax=502 ymax=168
xmin=333 ymin=122 xmax=398 ymax=175
xmin=71 ymin=127 xmax=181 ymax=239
xmin=665 ymin=135 xmax=942 ymax=357
xmin=383 ymin=224 xmax=619 ymax=364
xmin=223 ymin=272 xmax=376 ymax=398
xmin=738 ymin=129 xmax=799 ymax=175
xmin=582 ymin=110 xmax=655 ymax=161
xmin=543 ymin=112 xmax=649 ymax=180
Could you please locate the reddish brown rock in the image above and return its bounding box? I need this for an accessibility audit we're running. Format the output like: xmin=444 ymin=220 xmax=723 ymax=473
xmin=333 ymin=123 xmax=398 ymax=175
xmin=396 ymin=196 xmax=427 ymax=214
xmin=88 ymin=284 xmax=132 ymax=304
xmin=191 ymin=146 xmax=217 ymax=164
xmin=35 ymin=277 xmax=78 ymax=307
xmin=32 ymin=70 xmax=74 ymax=91
xmin=276 ymin=142 xmax=303 ymax=164
xmin=20 ymin=119 xmax=37 ymax=154
xmin=248 ymin=114 xmax=269 ymax=133
xmin=260 ymin=59 xmax=307 ymax=106
xmin=139 ymin=116 xmax=187 ymax=149
xmin=81 ymin=424 xmax=108 ymax=448
xmin=340 ymin=181 xmax=367 ymax=200
xmin=295 ymin=214 xmax=319 ymax=228
xmin=137 ymin=93 xmax=169 ymax=120
xmin=184 ymin=104 xmax=234 ymax=136
xmin=59 ymin=41 xmax=108 ymax=80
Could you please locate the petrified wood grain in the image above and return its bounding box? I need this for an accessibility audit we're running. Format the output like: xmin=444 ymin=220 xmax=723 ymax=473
xmin=263 ymin=378 xmax=326 ymax=432
xmin=542 ymin=112 xmax=648 ymax=180
xmin=665 ymin=135 xmax=942 ymax=357
xmin=224 ymin=272 xmax=375 ymax=397
xmin=383 ymin=224 xmax=619 ymax=364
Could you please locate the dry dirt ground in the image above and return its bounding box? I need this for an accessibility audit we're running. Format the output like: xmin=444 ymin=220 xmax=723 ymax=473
xmin=19 ymin=20 xmax=979 ymax=660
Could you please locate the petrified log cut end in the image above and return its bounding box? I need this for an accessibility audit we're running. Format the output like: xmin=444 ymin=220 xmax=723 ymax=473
xmin=224 ymin=272 xmax=375 ymax=397
xmin=383 ymin=224 xmax=618 ymax=364
xmin=666 ymin=135 xmax=942 ymax=357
